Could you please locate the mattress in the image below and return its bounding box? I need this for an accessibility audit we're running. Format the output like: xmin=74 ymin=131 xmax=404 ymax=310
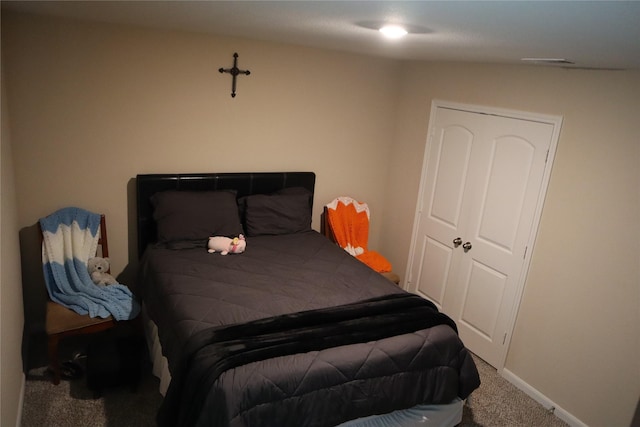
xmin=140 ymin=230 xmax=479 ymax=427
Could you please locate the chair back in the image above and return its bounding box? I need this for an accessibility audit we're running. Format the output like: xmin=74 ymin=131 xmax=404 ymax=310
xmin=96 ymin=214 xmax=109 ymax=261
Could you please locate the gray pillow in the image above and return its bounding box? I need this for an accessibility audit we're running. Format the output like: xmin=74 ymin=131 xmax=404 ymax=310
xmin=244 ymin=189 xmax=312 ymax=236
xmin=151 ymin=190 xmax=243 ymax=243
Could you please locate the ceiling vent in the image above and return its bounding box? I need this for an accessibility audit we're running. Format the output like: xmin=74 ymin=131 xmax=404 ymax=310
xmin=521 ymin=58 xmax=575 ymax=65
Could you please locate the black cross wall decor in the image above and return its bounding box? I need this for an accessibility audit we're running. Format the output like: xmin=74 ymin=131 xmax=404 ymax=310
xmin=218 ymin=52 xmax=251 ymax=98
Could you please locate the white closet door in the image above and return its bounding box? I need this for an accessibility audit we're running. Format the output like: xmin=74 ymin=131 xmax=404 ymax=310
xmin=407 ymin=104 xmax=559 ymax=368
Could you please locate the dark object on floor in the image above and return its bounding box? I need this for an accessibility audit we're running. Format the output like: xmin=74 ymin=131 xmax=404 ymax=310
xmin=45 ymin=360 xmax=84 ymax=381
xmin=86 ymin=334 xmax=145 ymax=398
xmin=61 ymin=360 xmax=84 ymax=380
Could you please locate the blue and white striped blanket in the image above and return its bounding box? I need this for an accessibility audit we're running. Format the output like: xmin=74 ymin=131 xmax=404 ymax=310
xmin=40 ymin=207 xmax=140 ymax=320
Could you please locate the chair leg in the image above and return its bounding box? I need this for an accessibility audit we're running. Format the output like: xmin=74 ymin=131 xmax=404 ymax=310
xmin=47 ymin=334 xmax=61 ymax=385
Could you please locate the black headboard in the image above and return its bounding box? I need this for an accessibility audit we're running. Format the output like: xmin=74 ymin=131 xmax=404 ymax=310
xmin=136 ymin=172 xmax=316 ymax=258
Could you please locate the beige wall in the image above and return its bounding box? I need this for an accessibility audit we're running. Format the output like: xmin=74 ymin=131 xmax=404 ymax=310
xmin=1 ymin=57 xmax=26 ymax=426
xmin=385 ymin=63 xmax=640 ymax=427
xmin=2 ymin=12 xmax=399 ymax=283
xmin=3 ymin=11 xmax=640 ymax=427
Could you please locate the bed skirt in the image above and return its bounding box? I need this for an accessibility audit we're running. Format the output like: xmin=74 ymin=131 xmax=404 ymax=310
xmin=142 ymin=305 xmax=464 ymax=427
xmin=143 ymin=306 xmax=171 ymax=396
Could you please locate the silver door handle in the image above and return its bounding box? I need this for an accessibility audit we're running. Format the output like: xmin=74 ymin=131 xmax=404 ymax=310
xmin=463 ymin=242 xmax=472 ymax=252
xmin=453 ymin=237 xmax=462 ymax=248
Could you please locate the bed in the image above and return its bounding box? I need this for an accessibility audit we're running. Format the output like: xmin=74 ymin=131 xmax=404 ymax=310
xmin=136 ymin=172 xmax=480 ymax=427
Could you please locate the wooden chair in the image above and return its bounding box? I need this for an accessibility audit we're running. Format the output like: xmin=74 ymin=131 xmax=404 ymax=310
xmin=322 ymin=206 xmax=400 ymax=285
xmin=42 ymin=214 xmax=117 ymax=385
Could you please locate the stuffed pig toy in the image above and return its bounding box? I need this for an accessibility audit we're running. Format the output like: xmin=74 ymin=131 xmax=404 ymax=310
xmin=207 ymin=234 xmax=246 ymax=255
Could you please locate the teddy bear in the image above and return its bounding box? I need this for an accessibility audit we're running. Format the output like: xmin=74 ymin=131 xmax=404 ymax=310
xmin=87 ymin=257 xmax=118 ymax=286
xmin=207 ymin=234 xmax=246 ymax=255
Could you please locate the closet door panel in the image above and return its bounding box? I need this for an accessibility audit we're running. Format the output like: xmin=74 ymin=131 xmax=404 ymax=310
xmin=477 ymin=136 xmax=535 ymax=253
xmin=410 ymin=110 xmax=478 ymax=310
xmin=414 ymin=236 xmax=454 ymax=309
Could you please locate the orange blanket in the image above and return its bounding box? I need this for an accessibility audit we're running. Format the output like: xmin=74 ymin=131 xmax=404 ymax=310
xmin=326 ymin=197 xmax=392 ymax=273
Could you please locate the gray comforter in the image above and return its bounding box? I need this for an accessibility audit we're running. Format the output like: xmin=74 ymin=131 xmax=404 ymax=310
xmin=140 ymin=231 xmax=480 ymax=427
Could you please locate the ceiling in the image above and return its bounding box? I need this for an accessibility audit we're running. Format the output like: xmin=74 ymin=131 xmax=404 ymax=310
xmin=3 ymin=1 xmax=640 ymax=70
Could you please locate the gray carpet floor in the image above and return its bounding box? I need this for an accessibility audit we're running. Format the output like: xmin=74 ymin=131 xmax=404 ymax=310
xmin=21 ymin=354 xmax=568 ymax=427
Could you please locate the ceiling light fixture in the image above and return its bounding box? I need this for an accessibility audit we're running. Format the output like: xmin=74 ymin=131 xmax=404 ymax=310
xmin=379 ymin=25 xmax=408 ymax=39
xmin=357 ymin=21 xmax=430 ymax=36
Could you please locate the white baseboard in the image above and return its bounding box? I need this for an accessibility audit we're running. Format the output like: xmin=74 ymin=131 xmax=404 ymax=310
xmin=501 ymin=368 xmax=588 ymax=427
